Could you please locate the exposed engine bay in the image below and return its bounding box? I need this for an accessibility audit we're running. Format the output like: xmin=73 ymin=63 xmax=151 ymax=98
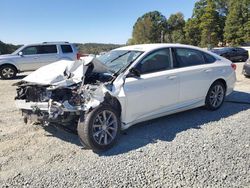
xmin=14 ymin=57 xmax=122 ymax=128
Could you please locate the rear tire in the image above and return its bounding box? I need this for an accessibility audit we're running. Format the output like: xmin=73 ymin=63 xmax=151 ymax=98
xmin=205 ymin=81 xmax=226 ymax=111
xmin=77 ymin=105 xmax=121 ymax=152
xmin=0 ymin=65 xmax=17 ymax=79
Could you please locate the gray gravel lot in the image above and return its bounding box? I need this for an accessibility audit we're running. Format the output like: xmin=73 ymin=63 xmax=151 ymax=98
xmin=0 ymin=63 xmax=249 ymax=187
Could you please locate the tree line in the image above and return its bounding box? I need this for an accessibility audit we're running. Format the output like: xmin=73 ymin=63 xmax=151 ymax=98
xmin=0 ymin=41 xmax=21 ymax=55
xmin=0 ymin=41 xmax=122 ymax=55
xmin=128 ymin=0 xmax=250 ymax=48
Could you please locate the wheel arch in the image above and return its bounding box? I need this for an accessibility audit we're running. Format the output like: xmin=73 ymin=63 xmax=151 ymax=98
xmin=212 ymin=78 xmax=227 ymax=90
xmin=0 ymin=63 xmax=18 ymax=72
xmin=207 ymin=78 xmax=227 ymax=95
xmin=103 ymin=93 xmax=122 ymax=117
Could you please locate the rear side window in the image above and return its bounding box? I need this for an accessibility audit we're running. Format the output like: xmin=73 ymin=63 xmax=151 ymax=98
xmin=135 ymin=48 xmax=172 ymax=74
xmin=61 ymin=45 xmax=73 ymax=53
xmin=39 ymin=45 xmax=57 ymax=54
xmin=203 ymin=52 xmax=216 ymax=63
xmin=174 ymin=48 xmax=205 ymax=67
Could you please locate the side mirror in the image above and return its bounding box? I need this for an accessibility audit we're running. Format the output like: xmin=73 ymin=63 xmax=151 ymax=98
xmin=127 ymin=68 xmax=141 ymax=78
xmin=18 ymin=51 xmax=23 ymax=56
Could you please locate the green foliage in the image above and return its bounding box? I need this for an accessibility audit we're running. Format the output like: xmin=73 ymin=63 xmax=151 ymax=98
xmin=188 ymin=0 xmax=229 ymax=46
xmin=129 ymin=0 xmax=242 ymax=47
xmin=131 ymin=11 xmax=167 ymax=44
xmin=184 ymin=18 xmax=201 ymax=46
xmin=200 ymin=0 xmax=220 ymax=47
xmin=192 ymin=0 xmax=207 ymax=19
xmin=0 ymin=41 xmax=20 ymax=55
xmin=76 ymin=43 xmax=123 ymax=54
xmin=165 ymin=12 xmax=186 ymax=43
xmin=224 ymin=0 xmax=250 ymax=45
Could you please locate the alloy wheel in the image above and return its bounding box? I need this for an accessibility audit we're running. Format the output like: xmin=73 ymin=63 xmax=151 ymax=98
xmin=2 ymin=68 xmax=15 ymax=78
xmin=209 ymin=85 xmax=224 ymax=108
xmin=92 ymin=110 xmax=118 ymax=145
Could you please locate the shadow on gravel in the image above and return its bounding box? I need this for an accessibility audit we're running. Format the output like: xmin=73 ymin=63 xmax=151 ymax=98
xmin=0 ymin=75 xmax=27 ymax=80
xmin=101 ymin=90 xmax=250 ymax=156
xmin=43 ymin=123 xmax=82 ymax=147
xmin=37 ymin=91 xmax=250 ymax=155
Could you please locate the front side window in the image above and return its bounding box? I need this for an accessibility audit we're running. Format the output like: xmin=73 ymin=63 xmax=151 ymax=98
xmin=174 ymin=48 xmax=205 ymax=67
xmin=22 ymin=46 xmax=38 ymax=55
xmin=135 ymin=48 xmax=171 ymax=74
xmin=22 ymin=45 xmax=57 ymax=55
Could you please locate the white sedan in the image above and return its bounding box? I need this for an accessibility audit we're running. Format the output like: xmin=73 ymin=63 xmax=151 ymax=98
xmin=15 ymin=44 xmax=236 ymax=151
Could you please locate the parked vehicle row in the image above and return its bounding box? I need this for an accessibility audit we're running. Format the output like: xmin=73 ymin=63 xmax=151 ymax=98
xmin=14 ymin=44 xmax=236 ymax=151
xmin=211 ymin=47 xmax=249 ymax=62
xmin=0 ymin=42 xmax=79 ymax=79
xmin=243 ymin=59 xmax=250 ymax=77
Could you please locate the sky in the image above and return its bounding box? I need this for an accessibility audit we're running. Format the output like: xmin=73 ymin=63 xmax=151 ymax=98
xmin=0 ymin=0 xmax=197 ymax=45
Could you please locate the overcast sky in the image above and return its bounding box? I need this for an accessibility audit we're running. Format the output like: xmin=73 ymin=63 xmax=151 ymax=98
xmin=0 ymin=0 xmax=197 ymax=45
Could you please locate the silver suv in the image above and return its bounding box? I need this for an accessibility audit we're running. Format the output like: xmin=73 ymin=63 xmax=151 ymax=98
xmin=0 ymin=42 xmax=78 ymax=79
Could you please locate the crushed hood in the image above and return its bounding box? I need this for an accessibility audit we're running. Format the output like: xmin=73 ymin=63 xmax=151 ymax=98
xmin=23 ymin=56 xmax=111 ymax=87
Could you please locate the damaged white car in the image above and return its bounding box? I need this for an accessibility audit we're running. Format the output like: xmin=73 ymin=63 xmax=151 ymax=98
xmin=14 ymin=44 xmax=236 ymax=151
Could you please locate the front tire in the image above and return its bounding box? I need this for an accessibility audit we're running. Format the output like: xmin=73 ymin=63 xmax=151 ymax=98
xmin=0 ymin=65 xmax=17 ymax=79
xmin=205 ymin=81 xmax=226 ymax=111
xmin=77 ymin=105 xmax=121 ymax=152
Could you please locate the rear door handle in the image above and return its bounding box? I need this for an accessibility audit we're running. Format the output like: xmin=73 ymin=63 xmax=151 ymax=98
xmin=167 ymin=75 xmax=177 ymax=80
xmin=34 ymin=57 xmax=39 ymax=59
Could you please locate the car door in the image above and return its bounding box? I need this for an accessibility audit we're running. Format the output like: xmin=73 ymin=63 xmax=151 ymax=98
xmin=230 ymin=48 xmax=239 ymax=61
xmin=16 ymin=46 xmax=42 ymax=71
xmin=123 ymin=48 xmax=179 ymax=124
xmin=37 ymin=45 xmax=59 ymax=67
xmin=172 ymin=48 xmax=216 ymax=106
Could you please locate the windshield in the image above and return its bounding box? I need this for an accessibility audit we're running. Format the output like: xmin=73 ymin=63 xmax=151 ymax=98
xmin=97 ymin=50 xmax=143 ymax=73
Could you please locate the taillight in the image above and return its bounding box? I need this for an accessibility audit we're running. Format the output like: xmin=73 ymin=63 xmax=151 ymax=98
xmin=77 ymin=53 xmax=82 ymax=60
xmin=77 ymin=53 xmax=89 ymax=60
xmin=231 ymin=63 xmax=236 ymax=70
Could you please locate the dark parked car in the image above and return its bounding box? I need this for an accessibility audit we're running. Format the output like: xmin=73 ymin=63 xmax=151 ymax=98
xmin=211 ymin=47 xmax=249 ymax=62
xmin=243 ymin=59 xmax=250 ymax=77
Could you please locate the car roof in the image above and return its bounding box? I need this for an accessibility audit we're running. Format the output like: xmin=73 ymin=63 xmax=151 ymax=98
xmin=114 ymin=43 xmax=205 ymax=53
xmin=24 ymin=42 xmax=74 ymax=46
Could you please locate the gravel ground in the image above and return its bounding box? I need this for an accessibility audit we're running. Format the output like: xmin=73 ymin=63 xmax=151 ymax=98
xmin=0 ymin=63 xmax=249 ymax=187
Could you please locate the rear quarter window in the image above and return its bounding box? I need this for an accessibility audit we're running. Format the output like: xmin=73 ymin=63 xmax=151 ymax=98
xmin=174 ymin=48 xmax=205 ymax=67
xmin=203 ymin=52 xmax=216 ymax=64
xmin=61 ymin=45 xmax=73 ymax=53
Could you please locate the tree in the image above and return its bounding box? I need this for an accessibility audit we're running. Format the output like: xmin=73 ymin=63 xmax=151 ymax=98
xmin=192 ymin=0 xmax=207 ymax=19
xmin=130 ymin=11 xmax=167 ymax=44
xmin=0 ymin=41 xmax=20 ymax=55
xmin=184 ymin=18 xmax=201 ymax=46
xmin=190 ymin=0 xmax=230 ymax=46
xmin=200 ymin=0 xmax=220 ymax=47
xmin=224 ymin=0 xmax=250 ymax=45
xmin=165 ymin=12 xmax=186 ymax=43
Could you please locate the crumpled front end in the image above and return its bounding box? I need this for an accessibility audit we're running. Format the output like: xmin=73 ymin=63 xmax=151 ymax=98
xmin=14 ymin=57 xmax=119 ymax=126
